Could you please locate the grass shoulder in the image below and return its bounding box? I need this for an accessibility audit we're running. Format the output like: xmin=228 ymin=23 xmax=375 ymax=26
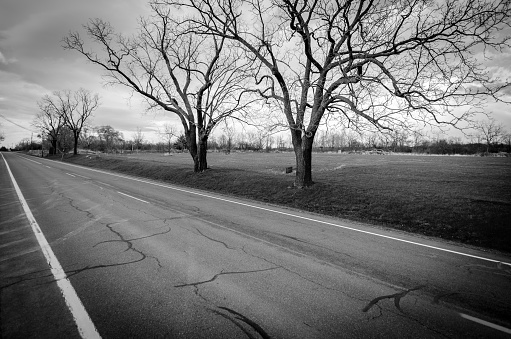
xmin=50 ymin=152 xmax=511 ymax=254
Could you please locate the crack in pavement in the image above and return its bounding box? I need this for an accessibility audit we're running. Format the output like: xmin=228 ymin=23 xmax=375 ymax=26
xmin=174 ymin=267 xmax=279 ymax=288
xmin=277 ymin=233 xmax=354 ymax=259
xmin=194 ymin=228 xmax=237 ymax=250
xmin=392 ymin=308 xmax=453 ymax=339
xmin=362 ymin=286 xmax=452 ymax=338
xmin=94 ymin=227 xmax=171 ymax=249
xmin=362 ymin=285 xmax=426 ymax=314
xmin=96 ymin=221 xmax=168 ymax=269
xmin=240 ymin=247 xmax=366 ymax=303
xmin=0 ymin=268 xmax=54 ymax=290
xmin=210 ymin=306 xmax=272 ymax=339
xmin=432 ymin=292 xmax=459 ymax=305
xmin=460 ymin=262 xmax=511 ymax=278
xmin=63 ymin=257 xmax=148 ymax=279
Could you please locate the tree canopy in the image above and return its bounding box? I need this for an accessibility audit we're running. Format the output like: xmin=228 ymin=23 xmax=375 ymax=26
xmin=168 ymin=0 xmax=511 ymax=186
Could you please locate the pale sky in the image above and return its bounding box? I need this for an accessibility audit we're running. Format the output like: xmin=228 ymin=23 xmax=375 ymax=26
xmin=0 ymin=0 xmax=175 ymax=148
xmin=1 ymin=0 xmax=511 ymax=148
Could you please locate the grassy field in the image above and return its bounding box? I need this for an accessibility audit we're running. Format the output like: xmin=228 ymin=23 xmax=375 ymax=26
xmin=57 ymin=151 xmax=511 ymax=253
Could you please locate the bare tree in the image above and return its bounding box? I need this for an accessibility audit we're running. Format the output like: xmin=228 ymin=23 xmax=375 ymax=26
xmin=63 ymin=2 xmax=256 ymax=172
xmin=35 ymin=89 xmax=99 ymax=155
xmin=174 ymin=0 xmax=511 ymax=186
xmin=474 ymin=117 xmax=505 ymax=152
xmin=222 ymin=120 xmax=236 ymax=153
xmin=34 ymin=96 xmax=66 ymax=155
xmin=57 ymin=88 xmax=99 ymax=155
xmin=159 ymin=123 xmax=177 ymax=153
xmin=132 ymin=127 xmax=145 ymax=152
xmin=67 ymin=89 xmax=99 ymax=155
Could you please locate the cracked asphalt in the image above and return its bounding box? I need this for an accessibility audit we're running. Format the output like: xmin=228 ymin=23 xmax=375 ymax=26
xmin=1 ymin=152 xmax=511 ymax=338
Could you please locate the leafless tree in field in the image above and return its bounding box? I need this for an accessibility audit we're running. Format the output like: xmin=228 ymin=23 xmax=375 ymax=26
xmin=34 ymin=96 xmax=67 ymax=155
xmin=474 ymin=117 xmax=506 ymax=152
xmin=63 ymin=2 xmax=256 ymax=172
xmin=159 ymin=123 xmax=177 ymax=153
xmin=64 ymin=89 xmax=99 ymax=155
xmin=34 ymin=89 xmax=99 ymax=155
xmin=171 ymin=0 xmax=511 ymax=187
xmin=132 ymin=127 xmax=145 ymax=152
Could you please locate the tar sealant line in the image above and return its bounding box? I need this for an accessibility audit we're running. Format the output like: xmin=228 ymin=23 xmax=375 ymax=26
xmin=20 ymin=154 xmax=511 ymax=267
xmin=2 ymin=154 xmax=101 ymax=339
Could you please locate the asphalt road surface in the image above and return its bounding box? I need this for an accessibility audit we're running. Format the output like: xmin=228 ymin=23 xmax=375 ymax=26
xmin=1 ymin=152 xmax=510 ymax=338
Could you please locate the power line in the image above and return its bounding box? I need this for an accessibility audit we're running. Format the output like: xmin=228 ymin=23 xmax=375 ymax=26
xmin=0 ymin=114 xmax=36 ymax=132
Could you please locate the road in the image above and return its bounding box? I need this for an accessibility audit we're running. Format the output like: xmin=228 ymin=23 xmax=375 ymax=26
xmin=1 ymin=152 xmax=510 ymax=338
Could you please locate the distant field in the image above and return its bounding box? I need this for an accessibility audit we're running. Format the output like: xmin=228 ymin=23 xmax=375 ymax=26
xmin=60 ymin=151 xmax=511 ymax=253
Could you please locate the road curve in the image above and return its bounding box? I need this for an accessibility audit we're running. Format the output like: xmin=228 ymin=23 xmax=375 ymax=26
xmin=1 ymin=152 xmax=510 ymax=338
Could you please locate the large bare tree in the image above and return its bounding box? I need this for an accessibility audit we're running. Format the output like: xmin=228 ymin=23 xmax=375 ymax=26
xmin=34 ymin=96 xmax=66 ymax=155
xmin=173 ymin=0 xmax=511 ymax=187
xmin=474 ymin=117 xmax=505 ymax=152
xmin=66 ymin=88 xmax=99 ymax=155
xmin=36 ymin=89 xmax=99 ymax=155
xmin=63 ymin=2 xmax=255 ymax=172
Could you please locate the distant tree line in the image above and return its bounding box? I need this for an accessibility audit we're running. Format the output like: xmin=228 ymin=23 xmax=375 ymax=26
xmin=13 ymin=122 xmax=511 ymax=157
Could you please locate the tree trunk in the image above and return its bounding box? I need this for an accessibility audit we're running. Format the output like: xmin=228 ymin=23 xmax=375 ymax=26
xmin=186 ymin=128 xmax=201 ymax=172
xmin=197 ymin=136 xmax=208 ymax=172
xmin=73 ymin=133 xmax=79 ymax=155
xmin=292 ymin=131 xmax=315 ymax=188
xmin=51 ymin=139 xmax=57 ymax=155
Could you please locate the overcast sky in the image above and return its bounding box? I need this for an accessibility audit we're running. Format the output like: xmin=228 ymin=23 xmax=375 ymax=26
xmin=0 ymin=0 xmax=175 ymax=148
xmin=1 ymin=0 xmax=511 ymax=148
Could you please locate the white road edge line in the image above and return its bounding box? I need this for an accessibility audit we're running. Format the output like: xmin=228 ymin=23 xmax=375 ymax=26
xmin=460 ymin=313 xmax=511 ymax=334
xmin=66 ymin=173 xmax=76 ymax=177
xmin=18 ymin=155 xmax=511 ymax=266
xmin=117 ymin=191 xmax=149 ymax=204
xmin=2 ymin=154 xmax=101 ymax=339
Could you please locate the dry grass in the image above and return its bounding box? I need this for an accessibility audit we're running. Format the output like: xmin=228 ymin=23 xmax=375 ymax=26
xmin=58 ymin=151 xmax=511 ymax=253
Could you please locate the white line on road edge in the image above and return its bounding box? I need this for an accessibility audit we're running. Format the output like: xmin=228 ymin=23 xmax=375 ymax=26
xmin=66 ymin=173 xmax=76 ymax=177
xmin=2 ymin=154 xmax=101 ymax=339
xmin=19 ymin=155 xmax=511 ymax=266
xmin=117 ymin=191 xmax=149 ymax=204
xmin=460 ymin=313 xmax=511 ymax=334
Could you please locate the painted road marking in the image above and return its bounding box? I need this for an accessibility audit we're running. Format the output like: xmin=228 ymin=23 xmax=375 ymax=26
xmin=74 ymin=174 xmax=90 ymax=179
xmin=14 ymin=154 xmax=511 ymax=266
xmin=66 ymin=173 xmax=76 ymax=177
xmin=117 ymin=191 xmax=149 ymax=204
xmin=45 ymin=166 xmax=51 ymax=168
xmin=21 ymin=157 xmax=42 ymax=165
xmin=460 ymin=313 xmax=511 ymax=334
xmin=2 ymin=154 xmax=101 ymax=339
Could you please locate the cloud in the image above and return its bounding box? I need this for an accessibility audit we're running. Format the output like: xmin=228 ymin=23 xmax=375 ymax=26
xmin=0 ymin=50 xmax=17 ymax=64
